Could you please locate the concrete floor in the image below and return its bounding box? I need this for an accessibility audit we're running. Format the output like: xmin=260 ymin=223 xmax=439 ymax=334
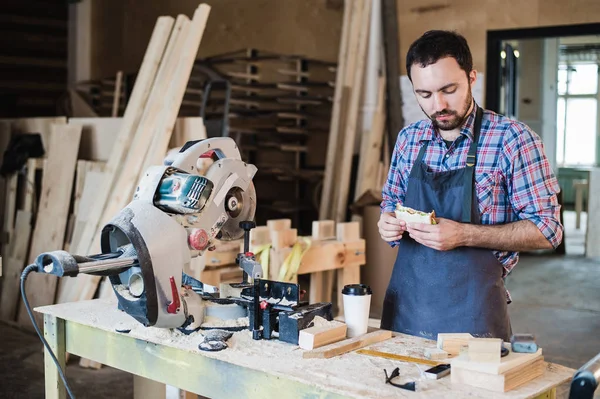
xmin=1 ymin=210 xmax=599 ymax=398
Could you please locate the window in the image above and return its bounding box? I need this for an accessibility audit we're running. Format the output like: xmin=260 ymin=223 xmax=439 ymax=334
xmin=556 ymin=62 xmax=599 ymax=166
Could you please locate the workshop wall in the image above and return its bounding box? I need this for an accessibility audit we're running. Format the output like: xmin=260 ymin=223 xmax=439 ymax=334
xmin=89 ymin=0 xmax=344 ymax=80
xmin=397 ymin=0 xmax=600 ymax=76
xmin=87 ymin=0 xmax=600 ymax=81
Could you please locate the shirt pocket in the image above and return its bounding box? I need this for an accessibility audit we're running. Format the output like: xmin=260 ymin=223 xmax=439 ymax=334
xmin=475 ymin=171 xmax=506 ymax=217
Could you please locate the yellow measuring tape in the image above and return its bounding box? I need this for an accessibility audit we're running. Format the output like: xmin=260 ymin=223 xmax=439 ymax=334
xmin=278 ymin=237 xmax=311 ymax=282
xmin=252 ymin=243 xmax=272 ymax=279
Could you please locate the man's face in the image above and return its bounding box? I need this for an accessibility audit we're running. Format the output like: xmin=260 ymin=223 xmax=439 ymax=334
xmin=410 ymin=57 xmax=476 ymax=131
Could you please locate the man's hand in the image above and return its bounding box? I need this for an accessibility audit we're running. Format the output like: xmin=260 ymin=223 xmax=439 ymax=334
xmin=406 ymin=217 xmax=465 ymax=251
xmin=378 ymin=212 xmax=406 ymax=242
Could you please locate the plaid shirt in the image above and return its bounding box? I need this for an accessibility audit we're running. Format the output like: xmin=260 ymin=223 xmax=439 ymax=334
xmin=381 ymin=104 xmax=563 ymax=278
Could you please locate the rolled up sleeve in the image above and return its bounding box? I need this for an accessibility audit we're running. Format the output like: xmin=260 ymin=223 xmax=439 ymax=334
xmin=505 ymin=124 xmax=564 ymax=249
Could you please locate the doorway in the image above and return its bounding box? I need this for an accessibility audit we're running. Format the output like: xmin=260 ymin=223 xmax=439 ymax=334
xmin=486 ymin=23 xmax=600 ymax=255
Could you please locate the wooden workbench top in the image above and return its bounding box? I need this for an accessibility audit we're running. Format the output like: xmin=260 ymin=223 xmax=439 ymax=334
xmin=36 ymin=298 xmax=574 ymax=399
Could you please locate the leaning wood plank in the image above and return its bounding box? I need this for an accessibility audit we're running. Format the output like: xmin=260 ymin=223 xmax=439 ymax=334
xmin=71 ymin=16 xmax=174 ymax=259
xmin=58 ymin=18 xmax=176 ymax=308
xmin=334 ymin=0 xmax=372 ymax=223
xmin=17 ymin=124 xmax=82 ymax=327
xmin=11 ymin=117 xmax=67 ymax=153
xmin=89 ymin=14 xmax=190 ymax=257
xmin=320 ymin=0 xmax=354 ymax=220
xmin=354 ymin=76 xmax=386 ymax=200
xmin=141 ymin=6 xmax=211 ymax=170
xmin=303 ymin=329 xmax=391 ymax=359
xmin=0 ymin=210 xmax=32 ymax=321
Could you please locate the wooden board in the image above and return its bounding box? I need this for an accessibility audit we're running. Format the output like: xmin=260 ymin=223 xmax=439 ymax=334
xmin=302 ymin=329 xmax=391 ymax=359
xmin=11 ymin=117 xmax=67 ymax=153
xmin=451 ymin=357 xmax=546 ymax=392
xmin=0 ymin=210 xmax=32 ymax=321
xmin=17 ymin=124 xmax=82 ymax=327
xmin=298 ymin=320 xmax=347 ymax=350
xmin=451 ymin=347 xmax=543 ymax=375
xmin=69 ymin=117 xmax=122 ymax=162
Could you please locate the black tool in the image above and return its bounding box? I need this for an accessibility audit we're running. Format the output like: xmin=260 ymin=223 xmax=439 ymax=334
xmin=424 ymin=363 xmax=451 ymax=380
xmin=384 ymin=368 xmax=416 ymax=391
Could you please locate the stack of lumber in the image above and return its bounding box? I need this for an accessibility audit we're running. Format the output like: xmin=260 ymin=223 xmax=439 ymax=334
xmin=450 ymin=338 xmax=546 ymax=392
xmin=0 ymin=4 xmax=212 ymax=332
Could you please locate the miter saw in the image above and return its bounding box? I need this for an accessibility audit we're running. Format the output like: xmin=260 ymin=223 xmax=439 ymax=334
xmin=24 ymin=137 xmax=332 ymax=345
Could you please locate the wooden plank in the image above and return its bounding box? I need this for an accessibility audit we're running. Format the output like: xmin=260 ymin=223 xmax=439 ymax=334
xmin=69 ymin=117 xmax=122 ymax=162
xmin=320 ymin=0 xmax=355 ymax=221
xmin=70 ymin=16 xmax=174 ymax=259
xmin=451 ymin=348 xmax=543 ymax=375
xmin=57 ymin=17 xmax=175 ymax=306
xmin=299 ymin=240 xmax=365 ymax=275
xmin=302 ymin=329 xmax=391 ymax=359
xmin=334 ymin=0 xmax=372 ymax=223
xmin=468 ymin=338 xmax=503 ymax=363
xmin=271 ymin=229 xmax=297 ymax=250
xmin=381 ymin=0 xmax=404 ymax=153
xmin=355 ymin=76 xmax=386 ymax=200
xmin=17 ymin=124 xmax=82 ymax=328
xmin=11 ymin=117 xmax=67 ymax=154
xmin=311 ymin=220 xmax=336 ymax=240
xmin=142 ymin=6 xmax=211 ymax=170
xmin=0 ymin=210 xmax=32 ymax=321
xmin=298 ymin=320 xmax=347 ymax=350
xmin=112 ymin=71 xmax=123 ymax=117
xmin=451 ymin=357 xmax=546 ymax=392
xmin=89 ymin=15 xmax=188 ymax=250
xmin=437 ymin=333 xmax=474 ymax=355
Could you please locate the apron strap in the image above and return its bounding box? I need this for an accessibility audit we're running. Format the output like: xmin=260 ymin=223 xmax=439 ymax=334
xmin=409 ymin=139 xmax=430 ymax=178
xmin=461 ymin=106 xmax=484 ymax=223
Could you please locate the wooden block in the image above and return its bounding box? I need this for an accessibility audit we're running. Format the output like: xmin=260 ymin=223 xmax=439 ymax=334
xmin=312 ymin=220 xmax=336 ymax=240
xmin=437 ymin=333 xmax=473 ymax=355
xmin=302 ymin=329 xmax=392 ymax=359
xmin=468 ymin=337 xmax=503 ymax=363
xmin=424 ymin=347 xmax=448 ymax=360
xmin=451 ymin=356 xmax=545 ymax=392
xmin=267 ymin=219 xmax=292 ymax=232
xmin=298 ymin=320 xmax=347 ymax=350
xmin=336 ymin=221 xmax=360 ymax=241
xmin=451 ymin=347 xmax=543 ymax=375
xmin=249 ymin=226 xmax=271 ymax=247
xmin=271 ymin=228 xmax=297 ymax=250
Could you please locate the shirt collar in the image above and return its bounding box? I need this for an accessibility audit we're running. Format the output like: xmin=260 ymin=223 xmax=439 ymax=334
xmin=419 ymin=101 xmax=479 ymax=143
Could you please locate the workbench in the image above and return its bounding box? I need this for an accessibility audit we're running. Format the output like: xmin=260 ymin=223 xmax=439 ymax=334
xmin=36 ymin=298 xmax=575 ymax=399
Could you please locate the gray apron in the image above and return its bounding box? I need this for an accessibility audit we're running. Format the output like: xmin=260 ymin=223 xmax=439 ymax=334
xmin=380 ymin=107 xmax=512 ymax=341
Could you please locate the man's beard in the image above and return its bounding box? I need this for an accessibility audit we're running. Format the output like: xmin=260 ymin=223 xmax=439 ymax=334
xmin=426 ymin=91 xmax=473 ymax=131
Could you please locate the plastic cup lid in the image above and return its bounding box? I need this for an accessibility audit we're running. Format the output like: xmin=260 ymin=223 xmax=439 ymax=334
xmin=342 ymin=284 xmax=372 ymax=296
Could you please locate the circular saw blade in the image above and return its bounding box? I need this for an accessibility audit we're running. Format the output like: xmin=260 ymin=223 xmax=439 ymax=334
xmin=219 ymin=181 xmax=256 ymax=240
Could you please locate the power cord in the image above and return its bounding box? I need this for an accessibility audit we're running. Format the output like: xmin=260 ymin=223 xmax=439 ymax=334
xmin=21 ymin=264 xmax=76 ymax=399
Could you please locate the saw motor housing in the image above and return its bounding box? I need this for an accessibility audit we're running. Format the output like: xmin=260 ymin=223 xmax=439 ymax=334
xmin=102 ymin=137 xmax=260 ymax=329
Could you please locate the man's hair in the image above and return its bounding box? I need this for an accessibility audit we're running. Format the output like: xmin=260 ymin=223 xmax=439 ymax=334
xmin=406 ymin=30 xmax=473 ymax=81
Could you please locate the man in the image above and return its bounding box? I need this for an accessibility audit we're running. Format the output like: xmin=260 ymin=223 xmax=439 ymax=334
xmin=378 ymin=30 xmax=563 ymax=341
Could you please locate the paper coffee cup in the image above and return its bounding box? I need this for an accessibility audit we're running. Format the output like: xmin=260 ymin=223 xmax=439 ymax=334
xmin=342 ymin=284 xmax=372 ymax=338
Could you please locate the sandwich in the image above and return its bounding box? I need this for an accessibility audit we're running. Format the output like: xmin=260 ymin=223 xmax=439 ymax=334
xmin=394 ymin=204 xmax=437 ymax=225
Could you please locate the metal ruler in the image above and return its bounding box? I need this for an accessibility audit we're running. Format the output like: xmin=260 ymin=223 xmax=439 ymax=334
xmin=356 ymin=349 xmax=444 ymax=366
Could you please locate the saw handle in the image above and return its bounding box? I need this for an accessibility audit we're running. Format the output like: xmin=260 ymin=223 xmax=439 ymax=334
xmin=170 ymin=137 xmax=242 ymax=174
